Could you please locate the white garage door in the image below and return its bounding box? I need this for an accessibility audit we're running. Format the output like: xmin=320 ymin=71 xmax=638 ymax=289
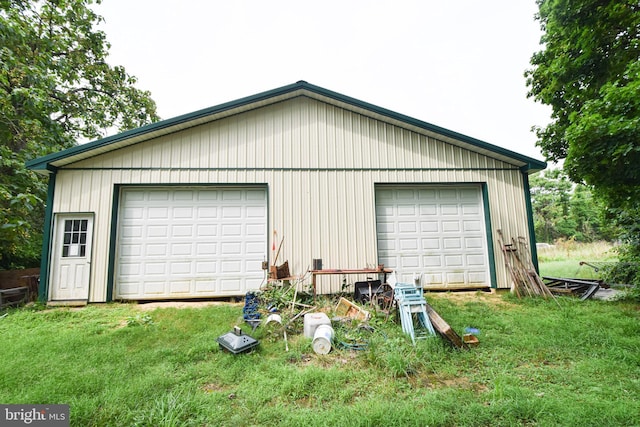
xmin=376 ymin=186 xmax=490 ymax=289
xmin=115 ymin=187 xmax=267 ymax=299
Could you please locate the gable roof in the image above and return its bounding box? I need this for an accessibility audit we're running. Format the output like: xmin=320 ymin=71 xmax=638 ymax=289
xmin=26 ymin=80 xmax=546 ymax=173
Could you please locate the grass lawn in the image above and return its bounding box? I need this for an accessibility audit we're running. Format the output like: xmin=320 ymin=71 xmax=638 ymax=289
xmin=538 ymin=241 xmax=618 ymax=279
xmin=1 ymin=291 xmax=638 ymax=427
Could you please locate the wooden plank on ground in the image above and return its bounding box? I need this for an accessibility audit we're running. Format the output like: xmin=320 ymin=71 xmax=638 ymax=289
xmin=424 ymin=303 xmax=468 ymax=350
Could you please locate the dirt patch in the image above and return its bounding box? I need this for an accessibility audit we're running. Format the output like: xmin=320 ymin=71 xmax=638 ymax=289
xmin=428 ymin=289 xmax=517 ymax=308
xmin=135 ymin=300 xmax=241 ymax=311
xmin=411 ymin=372 xmax=488 ymax=392
xmin=201 ymin=382 xmax=231 ymax=393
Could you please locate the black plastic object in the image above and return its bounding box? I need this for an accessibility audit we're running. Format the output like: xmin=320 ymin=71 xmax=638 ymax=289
xmin=354 ymin=280 xmax=383 ymax=304
xmin=217 ymin=326 xmax=259 ymax=354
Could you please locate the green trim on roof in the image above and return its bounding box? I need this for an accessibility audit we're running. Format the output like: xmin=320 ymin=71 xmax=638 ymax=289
xmin=26 ymin=80 xmax=547 ymax=172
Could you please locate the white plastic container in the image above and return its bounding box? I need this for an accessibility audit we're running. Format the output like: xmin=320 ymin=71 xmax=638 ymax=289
xmin=312 ymin=324 xmax=334 ymax=354
xmin=303 ymin=312 xmax=331 ymax=338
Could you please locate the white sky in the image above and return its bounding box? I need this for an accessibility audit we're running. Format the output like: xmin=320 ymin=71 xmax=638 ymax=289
xmin=95 ymin=0 xmax=551 ymax=160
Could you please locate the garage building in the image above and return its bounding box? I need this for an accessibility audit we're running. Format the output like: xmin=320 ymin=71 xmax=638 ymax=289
xmin=27 ymin=81 xmax=546 ymax=303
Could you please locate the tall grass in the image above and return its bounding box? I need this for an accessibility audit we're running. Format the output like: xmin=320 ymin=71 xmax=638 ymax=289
xmin=538 ymin=240 xmax=617 ymax=278
xmin=0 ymin=294 xmax=638 ymax=426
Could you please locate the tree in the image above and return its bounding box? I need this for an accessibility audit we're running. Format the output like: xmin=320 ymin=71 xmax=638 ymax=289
xmin=0 ymin=0 xmax=159 ymax=269
xmin=530 ymin=169 xmax=612 ymax=243
xmin=530 ymin=169 xmax=573 ymax=243
xmin=526 ymin=0 xmax=640 ymax=290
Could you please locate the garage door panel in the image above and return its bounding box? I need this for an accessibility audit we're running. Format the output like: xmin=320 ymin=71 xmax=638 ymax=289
xmin=400 ymin=256 xmax=420 ymax=268
xmin=398 ymin=222 xmax=417 ymax=233
xmin=247 ymin=205 xmax=266 ymax=217
xmin=465 ymin=237 xmax=483 ymax=248
xmin=377 ymin=222 xmax=395 ymax=233
xmin=398 ymin=205 xmax=417 ymax=216
xmin=197 ymin=243 xmax=217 ymax=255
xmin=466 ymin=254 xmax=486 ymax=266
xmin=463 ymin=220 xmax=482 ymax=232
xmin=425 ymin=272 xmax=443 ymax=284
xmin=423 ymin=255 xmax=442 ymax=267
xmin=123 ymin=207 xmax=144 ymax=219
xmin=446 ymin=272 xmax=465 ymax=284
xmin=246 ymin=223 xmax=266 ymax=236
xmin=420 ymin=221 xmax=439 ymax=233
xmin=221 ymin=280 xmax=241 ymax=293
xmin=462 ymin=204 xmax=480 ymax=215
xmin=422 ymin=238 xmax=440 ymax=249
xmin=195 ymin=280 xmax=215 ymax=293
xmin=378 ymin=239 xmax=395 ymax=251
xmin=196 ymin=261 xmax=216 ymax=274
xmin=121 ymin=225 xmax=143 ymax=238
xmin=223 ymin=190 xmax=242 ymax=201
xmin=376 ymin=186 xmax=489 ymax=288
xmin=376 ymin=205 xmax=394 ymax=216
xmin=443 ymin=238 xmax=462 ymax=249
xmin=196 ymin=224 xmax=217 ymax=237
xmin=444 ymin=255 xmax=464 ymax=267
xmin=118 ymin=282 xmax=137 ymax=295
xmin=143 ymin=282 xmax=164 ymax=294
xmin=442 ymin=221 xmax=460 ymax=232
xmin=198 ymin=190 xmax=218 ymax=201
xmin=120 ymin=244 xmax=141 ymax=256
xmin=222 ymin=224 xmax=242 ymax=236
xmin=246 ymin=241 xmax=266 ymax=255
xmin=172 ymin=225 xmax=193 ymax=237
xmin=120 ymin=263 xmax=140 ymax=275
xmin=441 ymin=204 xmax=459 ymax=215
xmin=439 ymin=189 xmax=457 ymax=199
xmin=222 ymin=206 xmax=242 ymax=218
xmin=116 ymin=187 xmax=267 ymax=299
xmin=148 ymin=190 xmax=169 ymax=201
xmin=173 ymin=207 xmax=194 ymax=219
xmin=147 ymin=225 xmax=168 ymax=238
xmin=221 ymin=242 xmax=242 ymax=255
xmin=170 ymin=281 xmax=190 ymax=293
xmin=419 ymin=204 xmax=438 ymax=215
xmin=468 ymin=271 xmax=487 ymax=283
xmin=145 ymin=262 xmax=166 ymax=275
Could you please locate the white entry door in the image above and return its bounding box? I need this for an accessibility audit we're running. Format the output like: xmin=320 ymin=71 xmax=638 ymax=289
xmin=50 ymin=214 xmax=93 ymax=301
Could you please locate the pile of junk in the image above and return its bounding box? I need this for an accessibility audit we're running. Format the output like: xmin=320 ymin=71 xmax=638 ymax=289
xmin=216 ymin=271 xmax=476 ymax=355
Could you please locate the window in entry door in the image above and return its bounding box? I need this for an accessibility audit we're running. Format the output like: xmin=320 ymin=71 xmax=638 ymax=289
xmin=62 ymin=219 xmax=88 ymax=257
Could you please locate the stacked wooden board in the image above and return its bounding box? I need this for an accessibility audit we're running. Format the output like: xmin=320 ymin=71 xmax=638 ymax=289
xmin=497 ymin=230 xmax=555 ymax=299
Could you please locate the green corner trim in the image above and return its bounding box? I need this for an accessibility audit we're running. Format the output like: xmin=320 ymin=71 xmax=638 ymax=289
xmin=482 ymin=183 xmax=497 ymax=288
xmin=105 ymin=185 xmax=121 ymax=302
xmin=38 ymin=173 xmax=56 ymax=301
xmin=522 ymin=172 xmax=540 ymax=272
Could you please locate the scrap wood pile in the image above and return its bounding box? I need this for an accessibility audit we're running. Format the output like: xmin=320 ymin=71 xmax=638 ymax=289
xmin=543 ymin=277 xmax=604 ymax=300
xmin=497 ymin=230 xmax=555 ymax=299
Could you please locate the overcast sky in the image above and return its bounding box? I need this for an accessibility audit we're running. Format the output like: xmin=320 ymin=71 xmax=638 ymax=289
xmin=95 ymin=0 xmax=551 ymax=160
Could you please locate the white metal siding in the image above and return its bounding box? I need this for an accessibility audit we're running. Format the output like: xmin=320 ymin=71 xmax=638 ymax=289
xmin=375 ymin=186 xmax=489 ymax=288
xmin=51 ymin=96 xmax=533 ymax=301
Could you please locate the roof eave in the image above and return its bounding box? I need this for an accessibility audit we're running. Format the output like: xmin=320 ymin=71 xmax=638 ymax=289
xmin=26 ymin=80 xmax=547 ymax=172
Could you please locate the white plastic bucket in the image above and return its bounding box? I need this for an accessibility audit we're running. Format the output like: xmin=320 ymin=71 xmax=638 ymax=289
xmin=264 ymin=313 xmax=282 ymax=325
xmin=303 ymin=312 xmax=331 ymax=338
xmin=312 ymin=324 xmax=334 ymax=355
